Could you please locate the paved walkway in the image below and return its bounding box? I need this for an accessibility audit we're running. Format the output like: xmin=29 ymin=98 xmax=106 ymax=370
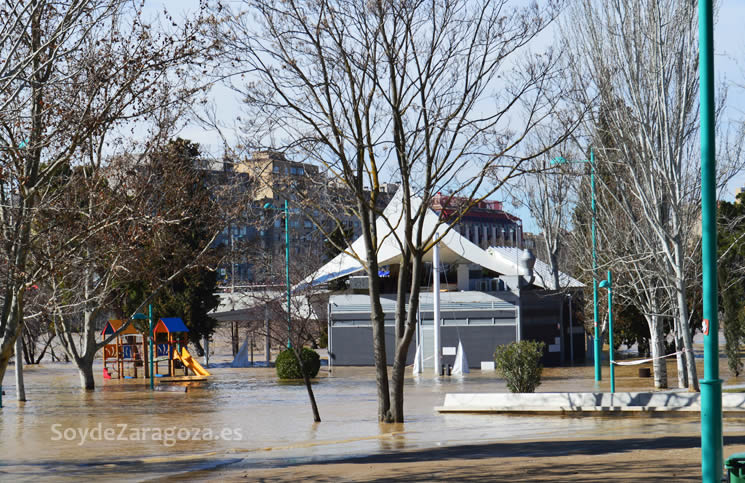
xmin=436 ymin=391 xmax=745 ymax=414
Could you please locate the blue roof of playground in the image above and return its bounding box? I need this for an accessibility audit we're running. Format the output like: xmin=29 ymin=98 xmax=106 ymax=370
xmin=156 ymin=317 xmax=189 ymax=333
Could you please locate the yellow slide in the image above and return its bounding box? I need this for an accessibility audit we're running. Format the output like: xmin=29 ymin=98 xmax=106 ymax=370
xmin=175 ymin=347 xmax=211 ymax=376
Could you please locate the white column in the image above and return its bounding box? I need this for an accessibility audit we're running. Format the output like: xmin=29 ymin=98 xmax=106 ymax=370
xmin=327 ymin=303 xmax=333 ymax=371
xmin=516 ymin=290 xmax=522 ymax=341
xmin=433 ymin=237 xmax=441 ymax=377
xmin=569 ymin=294 xmax=574 ymax=363
xmin=414 ymin=303 xmax=423 ymax=374
xmin=517 ymin=225 xmax=522 ymax=248
xmin=457 ymin=264 xmax=470 ymax=291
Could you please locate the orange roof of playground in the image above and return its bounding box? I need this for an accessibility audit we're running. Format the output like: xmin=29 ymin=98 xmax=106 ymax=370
xmin=101 ymin=319 xmax=141 ymax=337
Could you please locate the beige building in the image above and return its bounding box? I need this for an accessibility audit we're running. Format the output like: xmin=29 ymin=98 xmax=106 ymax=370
xmin=235 ymin=151 xmax=320 ymax=202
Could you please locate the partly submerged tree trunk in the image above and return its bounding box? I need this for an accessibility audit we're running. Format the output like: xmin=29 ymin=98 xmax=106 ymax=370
xmin=369 ymin=274 xmax=391 ymax=422
xmin=15 ymin=334 xmax=26 ymax=401
xmin=360 ymin=198 xmax=391 ymax=422
xmin=293 ymin=349 xmax=321 ymax=422
xmin=34 ymin=334 xmax=54 ymax=364
xmin=390 ymin=253 xmax=423 ymax=423
xmin=78 ymin=359 xmax=95 ymax=390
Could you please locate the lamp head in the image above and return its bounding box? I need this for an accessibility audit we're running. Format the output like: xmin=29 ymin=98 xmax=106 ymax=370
xmin=550 ymin=156 xmax=567 ymax=166
xmin=131 ymin=313 xmax=148 ymax=320
xmin=263 ymin=202 xmax=273 ymax=209
xmin=599 ymin=280 xmax=611 ymax=289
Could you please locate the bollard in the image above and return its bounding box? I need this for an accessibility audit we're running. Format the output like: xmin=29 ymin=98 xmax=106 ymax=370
xmin=447 ymin=364 xmax=452 ymax=376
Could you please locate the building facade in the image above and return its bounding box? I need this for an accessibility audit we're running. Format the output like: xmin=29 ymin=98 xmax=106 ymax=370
xmin=430 ymin=193 xmax=523 ymax=248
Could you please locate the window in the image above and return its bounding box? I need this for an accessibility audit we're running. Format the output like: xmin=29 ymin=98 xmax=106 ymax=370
xmin=274 ymin=219 xmax=281 ymax=228
xmin=273 ymin=166 xmax=280 ymax=174
xmin=469 ymin=318 xmax=493 ymax=325
xmin=297 ymin=166 xmax=305 ymax=175
xmin=290 ymin=167 xmax=297 ymax=175
xmin=304 ymin=221 xmax=312 ymax=229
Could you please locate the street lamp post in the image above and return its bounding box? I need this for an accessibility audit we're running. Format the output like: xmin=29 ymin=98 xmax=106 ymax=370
xmin=599 ymin=272 xmax=614 ymax=393
xmin=264 ymin=200 xmax=292 ymax=348
xmin=699 ymin=0 xmax=722 ymax=480
xmin=551 ymin=149 xmax=601 ymax=382
xmin=132 ymin=306 xmax=154 ymax=390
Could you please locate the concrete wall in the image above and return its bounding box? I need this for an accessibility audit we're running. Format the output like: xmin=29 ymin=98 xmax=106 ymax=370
xmin=330 ymin=324 xmax=516 ymax=368
xmin=439 ymin=326 xmax=516 ymax=369
xmin=521 ymin=290 xmax=586 ymax=366
xmin=329 ymin=289 xmax=586 ymax=368
xmin=330 ymin=326 xmax=417 ymax=366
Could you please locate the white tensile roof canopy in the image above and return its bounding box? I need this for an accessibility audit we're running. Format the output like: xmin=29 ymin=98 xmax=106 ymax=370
xmin=305 ymin=188 xmax=574 ymax=289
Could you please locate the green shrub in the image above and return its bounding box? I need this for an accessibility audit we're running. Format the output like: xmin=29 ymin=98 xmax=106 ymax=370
xmin=276 ymin=347 xmax=321 ymax=380
xmin=494 ymin=340 xmax=545 ymax=393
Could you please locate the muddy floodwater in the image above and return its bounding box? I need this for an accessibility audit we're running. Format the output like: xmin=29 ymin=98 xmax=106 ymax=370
xmin=1 ymin=358 xmax=744 ymax=481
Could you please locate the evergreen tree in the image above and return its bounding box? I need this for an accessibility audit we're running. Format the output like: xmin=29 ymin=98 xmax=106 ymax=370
xmin=718 ymin=196 xmax=745 ymax=377
xmin=119 ymin=139 xmax=221 ymax=352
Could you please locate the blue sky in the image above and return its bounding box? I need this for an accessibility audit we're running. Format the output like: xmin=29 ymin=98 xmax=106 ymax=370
xmin=145 ymin=0 xmax=745 ymax=233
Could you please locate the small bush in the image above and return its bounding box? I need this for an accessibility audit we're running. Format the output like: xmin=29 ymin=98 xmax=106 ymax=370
xmin=276 ymin=347 xmax=321 ymax=380
xmin=494 ymin=340 xmax=545 ymax=393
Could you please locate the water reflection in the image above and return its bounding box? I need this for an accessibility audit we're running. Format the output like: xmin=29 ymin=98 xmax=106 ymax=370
xmin=0 ymin=361 xmax=742 ymax=481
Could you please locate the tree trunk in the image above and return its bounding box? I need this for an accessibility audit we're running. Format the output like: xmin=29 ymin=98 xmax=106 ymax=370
xmin=649 ymin=314 xmax=668 ymax=389
xmin=0 ymin=292 xmax=25 ymax=399
xmin=390 ymin=254 xmax=423 ymax=422
xmin=361 ymin=198 xmax=391 ymax=422
xmin=549 ymin=250 xmax=561 ymax=291
xmin=369 ymin=283 xmax=391 ymax=422
xmin=15 ymin=334 xmax=26 ymax=401
xmin=34 ymin=334 xmax=54 ymax=364
xmin=78 ymin=359 xmax=95 ymax=390
xmin=673 ymin=320 xmax=688 ymax=389
xmin=675 ymin=270 xmax=699 ymax=391
xmin=298 ymin=356 xmax=321 ymax=423
xmin=22 ymin=332 xmax=33 ymax=365
xmin=302 ymin=370 xmax=321 ymax=423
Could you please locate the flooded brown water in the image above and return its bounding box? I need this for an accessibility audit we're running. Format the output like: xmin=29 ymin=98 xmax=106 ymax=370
xmin=1 ymin=357 xmax=744 ymax=481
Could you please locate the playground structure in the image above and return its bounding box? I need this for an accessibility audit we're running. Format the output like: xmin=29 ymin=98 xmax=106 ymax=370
xmin=102 ymin=317 xmax=210 ymax=381
xmin=102 ymin=320 xmax=145 ymax=379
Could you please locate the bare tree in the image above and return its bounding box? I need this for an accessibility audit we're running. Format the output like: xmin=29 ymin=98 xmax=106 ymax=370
xmin=565 ymin=0 xmax=709 ymax=390
xmin=0 ymin=0 xmax=120 ymax=393
xmin=504 ymin=141 xmax=580 ymax=290
xmin=0 ymin=0 xmax=213 ymax=390
xmin=237 ymin=226 xmax=330 ymax=423
xmin=211 ymin=0 xmax=574 ymax=422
